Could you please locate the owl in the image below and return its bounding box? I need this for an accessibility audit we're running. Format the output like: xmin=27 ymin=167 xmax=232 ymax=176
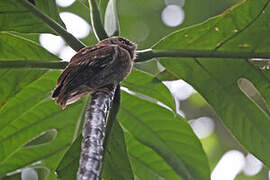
xmin=52 ymin=37 xmax=137 ymax=109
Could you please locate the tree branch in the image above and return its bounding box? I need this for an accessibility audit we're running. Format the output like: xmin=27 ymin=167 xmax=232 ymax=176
xmin=18 ymin=0 xmax=85 ymax=51
xmin=77 ymin=87 xmax=116 ymax=180
xmin=88 ymin=0 xmax=109 ymax=41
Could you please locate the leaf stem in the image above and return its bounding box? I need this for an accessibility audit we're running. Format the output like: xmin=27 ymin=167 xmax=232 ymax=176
xmin=2 ymin=49 xmax=270 ymax=69
xmin=18 ymin=0 xmax=86 ymax=51
xmin=88 ymin=0 xmax=109 ymax=41
xmin=136 ymin=49 xmax=270 ymax=62
xmin=0 ymin=61 xmax=67 ymax=69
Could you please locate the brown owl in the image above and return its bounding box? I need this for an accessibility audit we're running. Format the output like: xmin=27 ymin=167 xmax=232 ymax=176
xmin=52 ymin=37 xmax=137 ymax=109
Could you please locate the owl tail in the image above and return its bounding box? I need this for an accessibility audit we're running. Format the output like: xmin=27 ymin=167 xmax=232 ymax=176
xmin=52 ymin=84 xmax=68 ymax=109
xmin=52 ymin=85 xmax=89 ymax=109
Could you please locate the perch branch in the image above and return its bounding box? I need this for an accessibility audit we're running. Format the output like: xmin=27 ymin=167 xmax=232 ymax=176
xmin=18 ymin=0 xmax=85 ymax=51
xmin=77 ymin=87 xmax=116 ymax=180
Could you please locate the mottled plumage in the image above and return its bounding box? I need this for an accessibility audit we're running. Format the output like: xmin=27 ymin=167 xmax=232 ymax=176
xmin=52 ymin=37 xmax=137 ymax=109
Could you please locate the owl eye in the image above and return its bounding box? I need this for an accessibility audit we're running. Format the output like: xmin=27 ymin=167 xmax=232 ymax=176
xmin=119 ymin=39 xmax=131 ymax=46
xmin=119 ymin=39 xmax=125 ymax=43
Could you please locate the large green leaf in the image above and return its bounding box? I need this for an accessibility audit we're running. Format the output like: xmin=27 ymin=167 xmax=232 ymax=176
xmin=118 ymin=0 xmax=240 ymax=49
xmin=124 ymin=131 xmax=182 ymax=180
xmin=122 ymin=69 xmax=175 ymax=110
xmin=0 ymin=0 xmax=65 ymax=34
xmin=0 ymin=32 xmax=59 ymax=108
xmin=0 ymin=32 xmax=59 ymax=61
xmin=119 ymin=91 xmax=210 ymax=180
xmin=55 ymin=135 xmax=81 ymax=180
xmin=0 ymin=70 xmax=84 ymax=175
xmin=0 ymin=32 xmax=78 ymax=177
xmin=102 ymin=121 xmax=134 ymax=180
xmin=154 ymin=0 xmax=270 ymax=167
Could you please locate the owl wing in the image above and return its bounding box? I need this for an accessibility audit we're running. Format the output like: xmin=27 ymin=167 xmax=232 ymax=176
xmin=52 ymin=44 xmax=119 ymax=109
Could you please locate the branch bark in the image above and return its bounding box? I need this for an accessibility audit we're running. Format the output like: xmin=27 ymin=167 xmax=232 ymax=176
xmin=77 ymin=87 xmax=116 ymax=180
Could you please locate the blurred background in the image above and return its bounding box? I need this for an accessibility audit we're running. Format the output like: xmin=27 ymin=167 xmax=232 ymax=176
xmin=37 ymin=0 xmax=269 ymax=179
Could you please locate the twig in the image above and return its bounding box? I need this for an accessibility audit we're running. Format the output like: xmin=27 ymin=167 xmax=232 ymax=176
xmin=77 ymin=87 xmax=116 ymax=180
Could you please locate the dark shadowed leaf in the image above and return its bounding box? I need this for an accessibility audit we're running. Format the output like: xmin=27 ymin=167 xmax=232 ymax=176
xmin=56 ymin=135 xmax=82 ymax=180
xmin=102 ymin=121 xmax=134 ymax=180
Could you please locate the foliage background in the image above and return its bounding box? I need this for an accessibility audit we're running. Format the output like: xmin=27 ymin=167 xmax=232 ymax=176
xmin=0 ymin=0 xmax=270 ymax=179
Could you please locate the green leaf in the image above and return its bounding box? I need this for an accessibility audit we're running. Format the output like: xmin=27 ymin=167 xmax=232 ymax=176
xmin=58 ymin=0 xmax=98 ymax=46
xmin=119 ymin=91 xmax=210 ymax=180
xmin=3 ymin=167 xmax=50 ymax=180
xmin=0 ymin=0 xmax=65 ymax=34
xmin=124 ymin=132 xmax=182 ymax=180
xmin=117 ymin=0 xmax=240 ymax=49
xmin=154 ymin=0 xmax=270 ymax=167
xmin=0 ymin=32 xmax=59 ymax=108
xmin=103 ymin=121 xmax=134 ymax=180
xmin=156 ymin=70 xmax=179 ymax=81
xmin=97 ymin=0 xmax=109 ymax=23
xmin=122 ymin=69 xmax=175 ymax=110
xmin=0 ymin=32 xmax=59 ymax=61
xmin=56 ymin=135 xmax=82 ymax=180
xmin=104 ymin=0 xmax=120 ymax=36
xmin=182 ymin=0 xmax=241 ymax=27
xmin=89 ymin=0 xmax=108 ymax=40
xmin=0 ymin=70 xmax=84 ymax=175
xmin=24 ymin=129 xmax=58 ymax=147
xmin=0 ymin=32 xmax=80 ymax=177
xmin=56 ymin=119 xmax=134 ymax=180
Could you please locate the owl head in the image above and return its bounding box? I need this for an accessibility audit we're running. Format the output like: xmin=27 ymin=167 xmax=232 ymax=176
xmin=99 ymin=37 xmax=137 ymax=59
